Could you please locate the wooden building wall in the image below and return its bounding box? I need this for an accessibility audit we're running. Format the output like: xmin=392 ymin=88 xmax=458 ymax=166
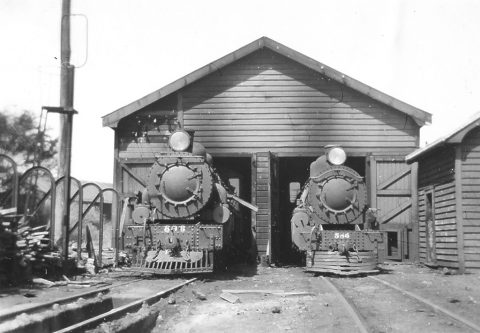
xmin=112 ymin=47 xmax=422 ymax=259
xmin=461 ymin=127 xmax=480 ymax=270
xmin=417 ymin=146 xmax=458 ymax=268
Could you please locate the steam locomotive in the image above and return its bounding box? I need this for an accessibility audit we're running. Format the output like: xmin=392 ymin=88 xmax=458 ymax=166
xmin=123 ymin=129 xmax=257 ymax=274
xmin=291 ymin=146 xmax=384 ymax=275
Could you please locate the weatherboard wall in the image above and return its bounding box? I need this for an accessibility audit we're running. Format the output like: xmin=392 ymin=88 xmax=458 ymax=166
xmin=461 ymin=127 xmax=480 ymax=270
xmin=417 ymin=146 xmax=458 ymax=268
xmin=179 ymin=49 xmax=419 ymax=157
xmin=115 ymin=48 xmax=421 ymax=161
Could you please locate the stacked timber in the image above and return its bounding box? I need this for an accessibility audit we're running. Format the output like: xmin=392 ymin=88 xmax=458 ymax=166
xmin=0 ymin=207 xmax=64 ymax=286
xmin=15 ymin=224 xmax=60 ymax=263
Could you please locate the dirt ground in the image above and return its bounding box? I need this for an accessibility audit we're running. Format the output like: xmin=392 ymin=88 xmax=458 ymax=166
xmin=1 ymin=263 xmax=479 ymax=332
xmin=151 ymin=264 xmax=480 ymax=333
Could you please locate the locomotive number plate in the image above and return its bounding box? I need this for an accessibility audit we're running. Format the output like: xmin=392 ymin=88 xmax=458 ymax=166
xmin=163 ymin=225 xmax=186 ymax=233
xmin=334 ymin=232 xmax=350 ymax=239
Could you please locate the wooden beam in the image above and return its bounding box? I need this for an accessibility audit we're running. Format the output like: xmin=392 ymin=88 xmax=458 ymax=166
xmin=377 ymin=168 xmax=411 ymax=190
xmin=377 ymin=189 xmax=411 ymax=197
xmin=115 ymin=157 xmax=147 ymax=188
xmin=380 ymin=199 xmax=412 ymax=224
xmin=454 ymin=145 xmax=466 ymax=273
xmin=112 ymin=130 xmax=121 ymax=256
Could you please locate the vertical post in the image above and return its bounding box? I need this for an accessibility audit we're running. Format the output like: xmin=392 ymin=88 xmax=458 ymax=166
xmin=177 ymin=92 xmax=184 ymax=128
xmin=59 ymin=0 xmax=75 ymax=263
xmin=410 ymin=161 xmax=419 ymax=262
xmin=251 ymin=153 xmax=258 ymax=260
xmin=455 ymin=146 xmax=466 ymax=273
xmin=369 ymin=156 xmax=377 ymax=209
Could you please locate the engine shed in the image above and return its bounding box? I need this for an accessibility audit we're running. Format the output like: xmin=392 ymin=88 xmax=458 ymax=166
xmin=406 ymin=115 xmax=480 ymax=273
xmin=102 ymin=36 xmax=431 ymax=264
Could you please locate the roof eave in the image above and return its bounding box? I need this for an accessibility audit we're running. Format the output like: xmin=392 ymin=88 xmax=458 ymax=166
xmin=406 ymin=117 xmax=480 ymax=163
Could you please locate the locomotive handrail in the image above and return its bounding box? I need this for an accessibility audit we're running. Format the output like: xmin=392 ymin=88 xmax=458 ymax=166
xmin=227 ymin=193 xmax=258 ymax=212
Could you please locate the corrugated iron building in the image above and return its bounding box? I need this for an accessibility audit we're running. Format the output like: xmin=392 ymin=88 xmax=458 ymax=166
xmin=103 ymin=37 xmax=431 ymax=263
xmin=407 ymin=115 xmax=480 ymax=272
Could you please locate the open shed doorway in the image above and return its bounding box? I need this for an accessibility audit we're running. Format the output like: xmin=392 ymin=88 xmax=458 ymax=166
xmin=213 ymin=157 xmax=254 ymax=264
xmin=277 ymin=156 xmax=366 ymax=265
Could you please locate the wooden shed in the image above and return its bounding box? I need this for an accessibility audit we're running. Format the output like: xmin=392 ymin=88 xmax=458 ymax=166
xmin=102 ymin=36 xmax=431 ymax=264
xmin=406 ymin=115 xmax=480 ymax=272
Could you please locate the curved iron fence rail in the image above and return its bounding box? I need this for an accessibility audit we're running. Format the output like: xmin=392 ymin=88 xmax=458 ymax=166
xmin=18 ymin=166 xmax=57 ymax=245
xmin=0 ymin=156 xmax=122 ymax=267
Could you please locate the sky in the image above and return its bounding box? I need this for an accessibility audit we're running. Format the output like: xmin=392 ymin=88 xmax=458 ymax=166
xmin=1 ymin=0 xmax=479 ymax=183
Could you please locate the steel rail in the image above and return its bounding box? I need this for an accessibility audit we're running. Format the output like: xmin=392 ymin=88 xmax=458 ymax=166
xmin=0 ymin=278 xmax=143 ymax=322
xmin=320 ymin=276 xmax=370 ymax=333
xmin=368 ymin=276 xmax=480 ymax=332
xmin=54 ymin=277 xmax=197 ymax=333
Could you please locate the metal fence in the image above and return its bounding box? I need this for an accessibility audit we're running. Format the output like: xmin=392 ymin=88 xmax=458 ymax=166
xmin=0 ymin=154 xmax=122 ymax=267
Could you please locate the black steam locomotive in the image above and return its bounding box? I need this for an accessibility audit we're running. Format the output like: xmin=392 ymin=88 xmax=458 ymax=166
xmin=291 ymin=146 xmax=384 ymax=275
xmin=123 ymin=129 xmax=257 ymax=274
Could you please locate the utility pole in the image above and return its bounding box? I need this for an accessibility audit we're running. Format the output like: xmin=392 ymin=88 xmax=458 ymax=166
xmin=59 ymin=0 xmax=75 ymax=263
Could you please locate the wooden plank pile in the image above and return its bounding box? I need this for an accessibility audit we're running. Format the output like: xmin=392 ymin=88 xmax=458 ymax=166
xmin=15 ymin=224 xmax=59 ymax=263
xmin=0 ymin=207 xmax=62 ymax=264
xmin=0 ymin=207 xmax=63 ymax=285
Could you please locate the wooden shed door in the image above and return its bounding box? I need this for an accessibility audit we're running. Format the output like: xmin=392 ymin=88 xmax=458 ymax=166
xmin=369 ymin=156 xmax=418 ymax=261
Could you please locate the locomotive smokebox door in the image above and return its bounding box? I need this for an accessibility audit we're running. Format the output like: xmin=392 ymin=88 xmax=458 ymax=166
xmin=307 ymin=162 xmax=367 ymax=224
xmin=147 ymin=156 xmax=214 ymax=218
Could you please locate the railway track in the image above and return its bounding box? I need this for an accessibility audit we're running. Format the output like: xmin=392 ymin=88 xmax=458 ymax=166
xmin=323 ymin=275 xmax=480 ymax=333
xmin=0 ymin=277 xmax=196 ymax=333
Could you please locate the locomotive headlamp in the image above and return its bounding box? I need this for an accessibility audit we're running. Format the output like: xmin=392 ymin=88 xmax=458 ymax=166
xmin=326 ymin=147 xmax=347 ymax=165
xmin=168 ymin=130 xmax=191 ymax=152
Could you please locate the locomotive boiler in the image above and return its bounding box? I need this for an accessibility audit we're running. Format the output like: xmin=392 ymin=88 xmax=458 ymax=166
xmin=291 ymin=145 xmax=384 ymax=275
xmin=123 ymin=129 xmax=257 ymax=274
